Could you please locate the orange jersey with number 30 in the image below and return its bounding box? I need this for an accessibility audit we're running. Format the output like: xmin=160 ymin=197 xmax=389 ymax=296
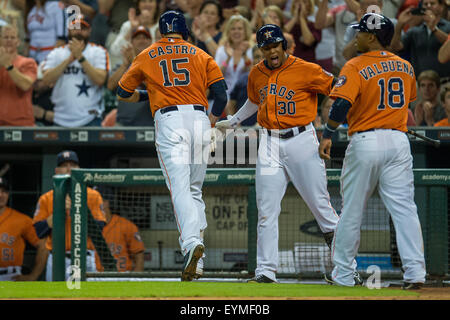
xmin=118 ymin=38 xmax=224 ymax=116
xmin=330 ymin=51 xmax=417 ymax=136
xmin=248 ymin=55 xmax=334 ymax=129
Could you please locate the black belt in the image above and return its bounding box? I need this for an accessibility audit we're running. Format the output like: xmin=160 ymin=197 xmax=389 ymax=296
xmin=355 ymin=129 xmax=375 ymax=134
xmin=0 ymin=267 xmax=17 ymax=275
xmin=267 ymin=126 xmax=306 ymax=139
xmin=160 ymin=105 xmax=206 ymax=114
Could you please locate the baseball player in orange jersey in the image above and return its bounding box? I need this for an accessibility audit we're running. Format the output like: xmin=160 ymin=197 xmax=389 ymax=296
xmin=32 ymin=151 xmax=107 ymax=281
xmin=216 ymin=24 xmax=361 ymax=283
xmin=117 ymin=11 xmax=228 ymax=281
xmin=319 ymin=13 xmax=426 ymax=289
xmin=100 ymin=198 xmax=145 ymax=272
xmin=0 ymin=177 xmax=47 ymax=281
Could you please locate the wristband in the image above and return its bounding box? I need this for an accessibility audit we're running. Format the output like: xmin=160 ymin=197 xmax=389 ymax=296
xmin=78 ymin=56 xmax=86 ymax=63
xmin=322 ymin=123 xmax=337 ymax=139
xmin=6 ymin=65 xmax=14 ymax=71
xmin=138 ymin=90 xmax=149 ymax=102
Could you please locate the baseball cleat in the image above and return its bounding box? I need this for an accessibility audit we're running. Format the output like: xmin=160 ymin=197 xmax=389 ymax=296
xmin=353 ymin=271 xmax=364 ymax=286
xmin=247 ymin=274 xmax=276 ymax=283
xmin=324 ymin=272 xmax=364 ymax=286
xmin=193 ymin=267 xmax=203 ymax=280
xmin=402 ymin=282 xmax=423 ymax=290
xmin=181 ymin=244 xmax=204 ymax=282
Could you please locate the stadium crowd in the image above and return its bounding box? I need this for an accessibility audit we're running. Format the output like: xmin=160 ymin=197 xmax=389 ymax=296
xmin=0 ymin=0 xmax=449 ymax=128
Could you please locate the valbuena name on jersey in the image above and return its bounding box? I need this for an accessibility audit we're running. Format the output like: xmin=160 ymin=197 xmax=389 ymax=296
xmin=359 ymin=60 xmax=414 ymax=81
xmin=148 ymin=45 xmax=197 ymax=59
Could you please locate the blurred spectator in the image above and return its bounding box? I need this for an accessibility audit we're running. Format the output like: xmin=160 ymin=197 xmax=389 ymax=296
xmin=215 ymin=14 xmax=254 ymax=100
xmin=250 ymin=1 xmax=285 ymax=31
xmin=341 ymin=0 xmax=397 ymax=61
xmin=314 ymin=0 xmax=357 ymax=72
xmin=306 ymin=0 xmax=343 ymax=73
xmin=101 ymin=196 xmax=145 ymax=272
xmin=438 ymin=34 xmax=450 ymax=63
xmin=391 ymin=0 xmax=450 ymax=78
xmin=0 ymin=0 xmax=28 ymax=54
xmin=225 ymin=45 xmax=263 ymax=126
xmin=413 ymin=70 xmax=446 ymax=126
xmin=106 ymin=26 xmax=154 ymax=126
xmin=434 ymin=86 xmax=450 ymax=126
xmin=24 ymin=0 xmax=67 ymax=64
xmin=0 ymin=24 xmax=37 ymax=126
xmin=383 ymin=0 xmax=404 ymax=18
xmin=99 ymin=0 xmax=136 ymax=52
xmin=407 ymin=108 xmax=417 ymax=126
xmin=285 ymin=0 xmax=322 ymax=64
xmin=109 ymin=0 xmax=160 ymax=67
xmin=184 ymin=0 xmax=204 ymax=29
xmin=283 ymin=31 xmax=295 ymax=54
xmin=63 ymin=0 xmax=97 ymax=20
xmin=42 ymin=15 xmax=109 ymax=127
xmin=32 ymin=61 xmax=54 ymax=125
xmin=191 ymin=0 xmax=224 ymax=57
xmin=0 ymin=177 xmax=47 ymax=281
xmin=219 ymin=0 xmax=240 ymax=21
xmin=32 ymin=150 xmax=106 ymax=281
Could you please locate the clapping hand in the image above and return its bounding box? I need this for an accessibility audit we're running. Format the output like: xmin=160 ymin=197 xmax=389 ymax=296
xmin=69 ymin=38 xmax=84 ymax=60
xmin=121 ymin=43 xmax=135 ymax=65
xmin=129 ymin=8 xmax=139 ymax=29
xmin=0 ymin=46 xmax=13 ymax=68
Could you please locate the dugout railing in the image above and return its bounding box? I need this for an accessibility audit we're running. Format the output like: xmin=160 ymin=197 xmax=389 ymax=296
xmin=51 ymin=168 xmax=449 ymax=282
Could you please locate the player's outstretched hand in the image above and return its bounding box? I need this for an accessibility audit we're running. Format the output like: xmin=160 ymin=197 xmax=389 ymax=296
xmin=215 ymin=116 xmax=236 ymax=133
xmin=319 ymin=138 xmax=332 ymax=160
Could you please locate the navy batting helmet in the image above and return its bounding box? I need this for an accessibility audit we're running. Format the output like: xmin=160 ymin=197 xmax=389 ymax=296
xmin=159 ymin=10 xmax=189 ymax=40
xmin=351 ymin=13 xmax=394 ymax=47
xmin=256 ymin=24 xmax=287 ymax=51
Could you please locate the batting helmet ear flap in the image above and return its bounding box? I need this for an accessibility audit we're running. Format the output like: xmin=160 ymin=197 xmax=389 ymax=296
xmin=282 ymin=39 xmax=287 ymax=51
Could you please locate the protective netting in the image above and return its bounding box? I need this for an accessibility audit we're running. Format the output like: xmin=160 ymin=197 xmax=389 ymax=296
xmin=86 ymin=183 xmax=403 ymax=278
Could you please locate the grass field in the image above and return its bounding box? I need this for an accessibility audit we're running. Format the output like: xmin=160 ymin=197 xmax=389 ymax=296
xmin=0 ymin=281 xmax=420 ymax=299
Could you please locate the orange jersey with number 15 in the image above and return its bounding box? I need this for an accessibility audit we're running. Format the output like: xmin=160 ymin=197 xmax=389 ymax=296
xmin=330 ymin=51 xmax=417 ymax=136
xmin=118 ymin=38 xmax=224 ymax=117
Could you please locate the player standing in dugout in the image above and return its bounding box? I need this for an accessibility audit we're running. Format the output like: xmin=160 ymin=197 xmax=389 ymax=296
xmin=116 ymin=10 xmax=228 ymax=281
xmin=319 ymin=13 xmax=426 ymax=289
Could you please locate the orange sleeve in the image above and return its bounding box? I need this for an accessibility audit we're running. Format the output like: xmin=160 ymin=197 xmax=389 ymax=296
xmin=125 ymin=222 xmax=145 ymax=254
xmin=22 ymin=215 xmax=40 ymax=247
xmin=306 ymin=63 xmax=334 ymax=95
xmin=206 ymin=54 xmax=225 ymax=87
xmin=330 ymin=63 xmax=361 ymax=105
xmin=410 ymin=70 xmax=417 ymax=102
xmin=118 ymin=55 xmax=145 ymax=93
xmin=32 ymin=192 xmax=52 ymax=223
xmin=87 ymin=189 xmax=106 ymax=222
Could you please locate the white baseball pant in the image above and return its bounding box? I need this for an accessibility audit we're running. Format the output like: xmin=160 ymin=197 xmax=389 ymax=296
xmin=154 ymin=105 xmax=210 ymax=256
xmin=255 ymin=123 xmax=340 ymax=281
xmin=331 ymin=129 xmax=426 ymax=286
xmin=0 ymin=266 xmax=22 ymax=281
xmin=45 ymin=250 xmax=97 ymax=281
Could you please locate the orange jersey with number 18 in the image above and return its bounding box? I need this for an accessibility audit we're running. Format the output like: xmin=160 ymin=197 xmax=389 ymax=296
xmin=330 ymin=51 xmax=417 ymax=136
xmin=118 ymin=38 xmax=224 ymax=117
